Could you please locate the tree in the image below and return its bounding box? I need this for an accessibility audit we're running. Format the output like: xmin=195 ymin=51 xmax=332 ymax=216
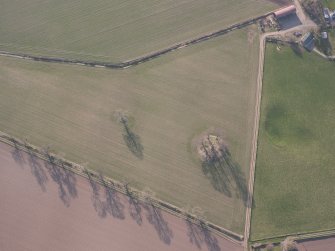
xmin=141 ymin=187 xmax=156 ymax=205
xmin=281 ymin=237 xmax=298 ymax=251
xmin=265 ymin=243 xmax=274 ymax=251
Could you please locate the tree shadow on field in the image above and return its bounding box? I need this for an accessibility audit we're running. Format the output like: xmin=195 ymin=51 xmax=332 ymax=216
xmin=86 ymin=170 xmax=107 ymax=217
xmin=86 ymin=172 xmax=125 ymax=220
xmin=27 ymin=151 xmax=48 ymax=192
xmin=185 ymin=218 xmax=221 ymax=251
xmin=100 ymin=175 xmax=125 ymax=220
xmin=119 ymin=117 xmax=143 ymax=159
xmin=143 ymin=204 xmax=173 ymax=245
xmin=11 ymin=142 xmax=26 ymax=167
xmin=186 ymin=218 xmax=203 ymax=249
xmin=202 ymin=145 xmax=249 ymax=207
xmin=125 ymin=184 xmax=142 ymax=225
xmin=123 ymin=132 xmax=144 ymax=159
xmin=44 ymin=158 xmax=77 ymax=207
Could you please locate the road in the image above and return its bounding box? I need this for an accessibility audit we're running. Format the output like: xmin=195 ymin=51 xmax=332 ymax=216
xmin=0 ymin=142 xmax=243 ymax=251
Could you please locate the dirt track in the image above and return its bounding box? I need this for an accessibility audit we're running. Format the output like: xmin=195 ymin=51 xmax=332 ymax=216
xmin=243 ymin=1 xmax=318 ymax=248
xmin=0 ymin=142 xmax=243 ymax=251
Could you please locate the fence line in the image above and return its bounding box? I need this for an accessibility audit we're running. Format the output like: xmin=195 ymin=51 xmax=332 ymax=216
xmin=0 ymin=13 xmax=273 ymax=70
xmin=251 ymin=228 xmax=335 ymax=250
xmin=0 ymin=130 xmax=243 ymax=243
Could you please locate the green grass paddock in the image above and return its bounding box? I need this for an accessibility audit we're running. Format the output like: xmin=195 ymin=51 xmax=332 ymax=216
xmin=251 ymin=44 xmax=335 ymax=240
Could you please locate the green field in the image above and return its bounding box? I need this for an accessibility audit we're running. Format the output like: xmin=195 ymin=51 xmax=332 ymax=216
xmin=0 ymin=0 xmax=279 ymax=62
xmin=251 ymin=44 xmax=335 ymax=240
xmin=323 ymin=0 xmax=335 ymax=9
xmin=329 ymin=30 xmax=335 ymax=54
xmin=0 ymin=28 xmax=260 ymax=233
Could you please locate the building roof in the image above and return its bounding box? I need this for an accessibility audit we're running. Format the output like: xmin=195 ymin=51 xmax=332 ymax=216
xmin=301 ymin=32 xmax=315 ymax=51
xmin=274 ymin=5 xmax=296 ymax=18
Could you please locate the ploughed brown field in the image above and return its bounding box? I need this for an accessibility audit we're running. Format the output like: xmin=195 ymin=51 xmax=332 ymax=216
xmin=297 ymin=236 xmax=335 ymax=251
xmin=0 ymin=142 xmax=243 ymax=251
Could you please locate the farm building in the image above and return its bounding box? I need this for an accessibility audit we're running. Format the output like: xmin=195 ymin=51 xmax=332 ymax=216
xmin=274 ymin=5 xmax=296 ymax=19
xmin=301 ymin=32 xmax=315 ymax=52
xmin=273 ymin=5 xmax=300 ymax=30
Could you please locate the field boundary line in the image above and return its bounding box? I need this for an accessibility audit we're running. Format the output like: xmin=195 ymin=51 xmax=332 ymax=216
xmin=251 ymin=229 xmax=335 ymax=249
xmin=243 ymin=30 xmax=268 ymax=250
xmin=0 ymin=130 xmax=243 ymax=245
xmin=0 ymin=12 xmax=274 ymax=69
xmin=251 ymin=228 xmax=335 ymax=243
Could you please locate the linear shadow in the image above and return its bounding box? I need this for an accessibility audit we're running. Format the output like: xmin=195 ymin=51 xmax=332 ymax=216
xmin=186 ymin=218 xmax=204 ymax=249
xmin=44 ymin=159 xmax=77 ymax=207
xmin=202 ymin=160 xmax=232 ymax=197
xmin=101 ymin=176 xmax=125 ymax=220
xmin=121 ymin=118 xmax=143 ymax=159
xmin=202 ymin=144 xmax=249 ymax=206
xmin=27 ymin=151 xmax=48 ymax=192
xmin=221 ymin=149 xmax=248 ymax=206
xmin=143 ymin=204 xmax=173 ymax=245
xmin=185 ymin=218 xmax=221 ymax=251
xmin=11 ymin=142 xmax=26 ymax=167
xmin=86 ymin=171 xmax=107 ymax=217
xmin=200 ymin=222 xmax=221 ymax=251
xmin=87 ymin=173 xmax=125 ymax=220
xmin=125 ymin=184 xmax=142 ymax=225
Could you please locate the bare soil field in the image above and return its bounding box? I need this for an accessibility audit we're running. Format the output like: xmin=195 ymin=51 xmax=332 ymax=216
xmin=0 ymin=0 xmax=282 ymax=62
xmin=297 ymin=236 xmax=335 ymax=251
xmin=0 ymin=28 xmax=260 ymax=232
xmin=0 ymin=142 xmax=243 ymax=251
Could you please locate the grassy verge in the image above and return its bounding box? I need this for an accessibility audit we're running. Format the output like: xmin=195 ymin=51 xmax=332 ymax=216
xmin=0 ymin=28 xmax=260 ymax=233
xmin=251 ymin=43 xmax=335 ymax=240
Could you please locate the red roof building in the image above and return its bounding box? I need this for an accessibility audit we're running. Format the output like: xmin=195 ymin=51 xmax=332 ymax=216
xmin=274 ymin=5 xmax=296 ymax=19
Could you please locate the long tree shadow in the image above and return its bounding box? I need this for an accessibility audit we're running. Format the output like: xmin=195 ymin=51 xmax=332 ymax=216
xmin=201 ymin=139 xmax=249 ymax=206
xmin=200 ymin=222 xmax=221 ymax=251
xmin=125 ymin=184 xmax=142 ymax=225
xmin=87 ymin=172 xmax=125 ymax=219
xmin=86 ymin=170 xmax=107 ymax=217
xmin=27 ymin=150 xmax=48 ymax=192
xmin=120 ymin=117 xmax=144 ymax=159
xmin=185 ymin=218 xmax=221 ymax=251
xmin=100 ymin=175 xmax=125 ymax=220
xmin=220 ymin=149 xmax=248 ymax=206
xmin=44 ymin=157 xmax=77 ymax=207
xmin=10 ymin=141 xmax=26 ymax=167
xmin=143 ymin=203 xmax=173 ymax=245
xmin=186 ymin=217 xmax=204 ymax=249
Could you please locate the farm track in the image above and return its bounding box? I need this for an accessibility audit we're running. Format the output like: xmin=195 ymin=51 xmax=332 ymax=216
xmin=244 ymin=0 xmax=318 ymax=249
xmin=0 ymin=13 xmax=271 ymax=69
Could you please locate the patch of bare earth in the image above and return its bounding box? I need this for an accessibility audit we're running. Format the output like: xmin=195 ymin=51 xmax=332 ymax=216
xmin=297 ymin=236 xmax=335 ymax=251
xmin=0 ymin=142 xmax=242 ymax=251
